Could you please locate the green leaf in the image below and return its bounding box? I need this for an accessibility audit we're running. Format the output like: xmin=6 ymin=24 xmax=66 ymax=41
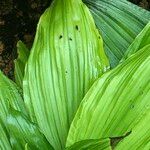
xmin=6 ymin=109 xmax=53 ymax=150
xmin=23 ymin=0 xmax=109 ymax=149
xmin=66 ymin=44 xmax=150 ymax=146
xmin=0 ymin=70 xmax=27 ymax=124
xmin=84 ymin=0 xmax=150 ymax=67
xmin=0 ymin=120 xmax=12 ymax=150
xmin=66 ymin=138 xmax=111 ymax=150
xmin=122 ymin=21 xmax=150 ymax=61
xmin=14 ymin=41 xmax=30 ymax=88
xmin=0 ymin=70 xmax=28 ymax=149
xmin=115 ymin=109 xmax=150 ymax=150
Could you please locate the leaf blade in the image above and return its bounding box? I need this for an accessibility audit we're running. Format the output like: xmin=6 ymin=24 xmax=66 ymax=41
xmin=84 ymin=0 xmax=150 ymax=67
xmin=66 ymin=45 xmax=150 ymax=146
xmin=66 ymin=138 xmax=111 ymax=150
xmin=23 ymin=0 xmax=109 ymax=149
xmin=122 ymin=21 xmax=150 ymax=61
xmin=115 ymin=109 xmax=150 ymax=150
xmin=7 ymin=109 xmax=54 ymax=150
xmin=14 ymin=41 xmax=30 ymax=88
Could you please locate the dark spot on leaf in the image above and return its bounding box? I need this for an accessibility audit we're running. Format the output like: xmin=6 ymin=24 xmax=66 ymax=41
xmin=69 ymin=38 xmax=72 ymax=41
xmin=65 ymin=71 xmax=68 ymax=73
xmin=59 ymin=35 xmax=63 ymax=39
xmin=131 ymin=104 xmax=134 ymax=109
xmin=110 ymin=131 xmax=132 ymax=149
xmin=75 ymin=25 xmax=79 ymax=30
xmin=98 ymin=36 xmax=101 ymax=39
xmin=140 ymin=91 xmax=144 ymax=95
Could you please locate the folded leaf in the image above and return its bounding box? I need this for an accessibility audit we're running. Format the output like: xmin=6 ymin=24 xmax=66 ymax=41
xmin=66 ymin=44 xmax=150 ymax=146
xmin=84 ymin=0 xmax=150 ymax=67
xmin=122 ymin=21 xmax=150 ymax=61
xmin=23 ymin=0 xmax=109 ymax=149
xmin=7 ymin=109 xmax=53 ymax=150
xmin=14 ymin=41 xmax=30 ymax=88
xmin=115 ymin=109 xmax=150 ymax=150
xmin=66 ymin=138 xmax=111 ymax=150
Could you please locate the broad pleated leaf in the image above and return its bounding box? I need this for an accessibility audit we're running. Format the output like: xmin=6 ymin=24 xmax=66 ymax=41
xmin=23 ymin=0 xmax=109 ymax=149
xmin=84 ymin=0 xmax=150 ymax=67
xmin=14 ymin=41 xmax=30 ymax=88
xmin=66 ymin=44 xmax=150 ymax=146
xmin=0 ymin=121 xmax=12 ymax=150
xmin=115 ymin=109 xmax=150 ymax=150
xmin=122 ymin=21 xmax=150 ymax=61
xmin=6 ymin=109 xmax=53 ymax=150
xmin=66 ymin=138 xmax=111 ymax=150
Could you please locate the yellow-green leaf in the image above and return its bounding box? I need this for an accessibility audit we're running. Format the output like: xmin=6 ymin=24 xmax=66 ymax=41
xmin=0 ymin=70 xmax=27 ymax=124
xmin=66 ymin=45 xmax=150 ymax=146
xmin=115 ymin=109 xmax=150 ymax=150
xmin=14 ymin=41 xmax=30 ymax=88
xmin=23 ymin=0 xmax=109 ymax=149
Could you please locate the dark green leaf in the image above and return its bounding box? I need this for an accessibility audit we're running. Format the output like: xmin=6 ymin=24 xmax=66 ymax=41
xmin=84 ymin=0 xmax=150 ymax=67
xmin=122 ymin=21 xmax=150 ymax=61
xmin=66 ymin=138 xmax=111 ymax=150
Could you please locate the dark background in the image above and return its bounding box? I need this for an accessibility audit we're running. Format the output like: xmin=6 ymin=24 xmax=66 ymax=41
xmin=0 ymin=0 xmax=150 ymax=79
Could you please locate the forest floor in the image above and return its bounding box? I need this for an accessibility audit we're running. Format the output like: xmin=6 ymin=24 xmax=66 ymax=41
xmin=0 ymin=0 xmax=150 ymax=79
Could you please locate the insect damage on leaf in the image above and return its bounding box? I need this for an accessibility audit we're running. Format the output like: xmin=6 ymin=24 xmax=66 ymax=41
xmin=110 ymin=131 xmax=132 ymax=149
xmin=23 ymin=0 xmax=109 ymax=149
xmin=59 ymin=35 xmax=63 ymax=39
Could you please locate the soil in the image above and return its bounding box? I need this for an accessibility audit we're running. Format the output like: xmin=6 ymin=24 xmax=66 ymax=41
xmin=0 ymin=0 xmax=150 ymax=79
xmin=0 ymin=0 xmax=52 ymax=79
xmin=130 ymin=0 xmax=150 ymax=9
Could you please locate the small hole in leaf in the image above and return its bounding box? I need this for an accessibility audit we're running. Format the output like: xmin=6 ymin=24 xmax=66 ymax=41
xmin=59 ymin=35 xmax=63 ymax=39
xmin=75 ymin=25 xmax=79 ymax=30
xmin=131 ymin=105 xmax=134 ymax=109
xmin=140 ymin=91 xmax=144 ymax=95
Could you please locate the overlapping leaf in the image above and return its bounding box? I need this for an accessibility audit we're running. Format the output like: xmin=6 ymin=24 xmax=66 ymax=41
xmin=122 ymin=21 xmax=150 ymax=60
xmin=0 ymin=70 xmax=54 ymax=149
xmin=6 ymin=109 xmax=53 ymax=150
xmin=0 ymin=70 xmax=27 ymax=149
xmin=0 ymin=70 xmax=27 ymax=124
xmin=84 ymin=0 xmax=150 ymax=67
xmin=14 ymin=41 xmax=30 ymax=88
xmin=66 ymin=45 xmax=150 ymax=146
xmin=66 ymin=138 xmax=111 ymax=150
xmin=14 ymin=0 xmax=150 ymax=73
xmin=23 ymin=0 xmax=109 ymax=149
xmin=115 ymin=109 xmax=150 ymax=150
